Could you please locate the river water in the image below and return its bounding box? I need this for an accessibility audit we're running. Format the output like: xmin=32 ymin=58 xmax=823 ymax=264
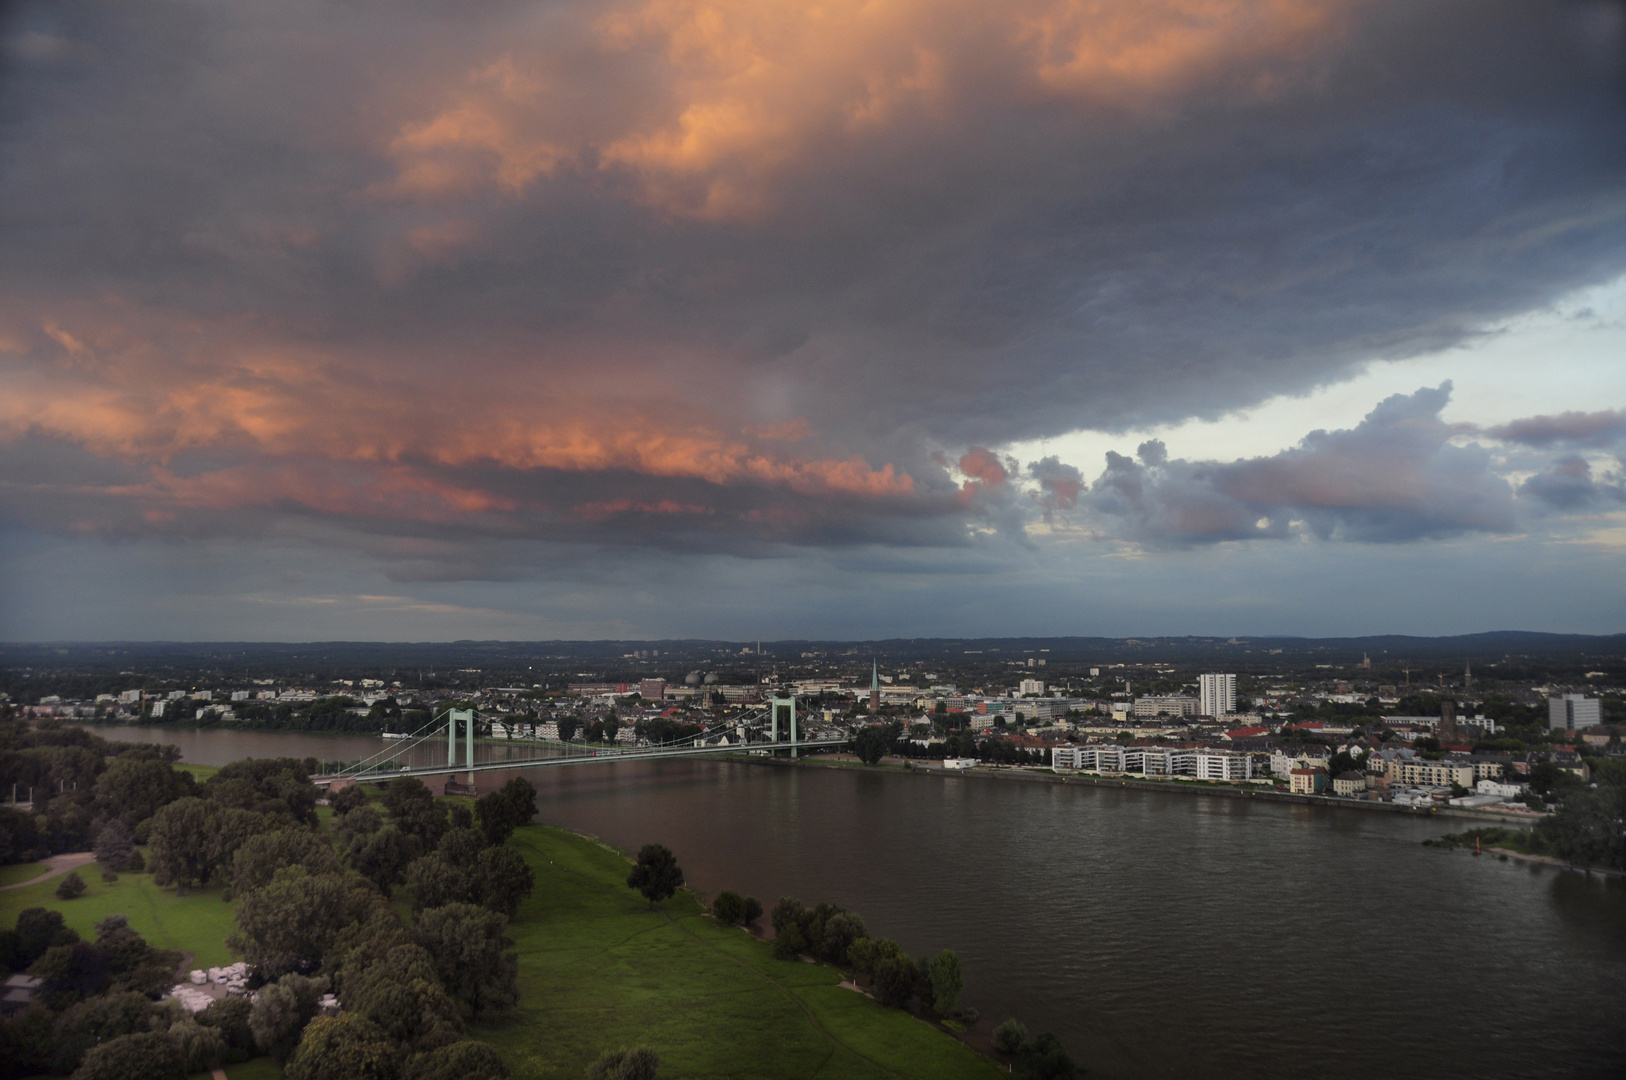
xmin=97 ymin=725 xmax=1626 ymax=1080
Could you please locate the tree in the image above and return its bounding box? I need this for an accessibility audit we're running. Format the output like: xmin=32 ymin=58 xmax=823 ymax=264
xmin=346 ymin=944 xmax=461 ymax=1052
xmin=993 ymin=1018 xmax=1029 ymax=1056
xmin=773 ymin=922 xmax=807 ymax=960
xmin=475 ymin=844 xmax=535 ymax=918
xmin=413 ymin=903 xmax=519 ymax=1017
xmin=555 ymin=717 xmax=579 ymax=743
xmin=49 ymin=989 xmax=155 ymax=1073
xmin=230 ymin=867 xmax=358 ymax=977
xmin=406 ymin=853 xmax=471 ymax=912
xmin=382 ymin=776 xmax=433 ymax=815
xmin=586 ymin=1047 xmax=659 ymax=1080
xmin=927 ymin=950 xmax=964 ymax=1012
xmin=198 ymin=996 xmax=256 ymax=1057
xmin=1019 ymin=1031 xmax=1080 ymax=1080
xmin=233 ymin=828 xmax=345 ymax=894
xmin=712 ymin=891 xmax=746 ymax=925
xmin=71 ymin=1030 xmax=187 ymax=1080
xmin=820 ymin=913 xmax=866 ymax=965
xmin=742 ymin=895 xmax=764 ymax=925
xmin=329 ymin=784 xmax=369 ymax=816
xmin=284 ymin=1013 xmax=400 ymax=1080
xmin=626 ymin=844 xmax=684 ymax=909
xmin=146 ymin=797 xmax=217 ymax=891
xmin=93 ymin=818 xmax=135 ymax=868
xmin=404 ymin=1041 xmax=509 ymax=1080
xmin=871 ymin=951 xmax=919 ymax=1008
xmin=168 ymin=1014 xmax=227 ymax=1074
xmin=249 ymin=972 xmax=331 ymax=1062
xmin=206 ymin=758 xmax=318 ymax=825
xmin=92 ymin=756 xmax=191 ymax=829
xmin=474 ymin=776 xmax=536 ymax=847
xmin=853 ymin=724 xmax=896 ymax=765
xmin=55 ymin=869 xmax=87 ymax=899
xmin=349 ymin=825 xmax=419 ymax=898
xmin=13 ymin=906 xmax=79 ymax=968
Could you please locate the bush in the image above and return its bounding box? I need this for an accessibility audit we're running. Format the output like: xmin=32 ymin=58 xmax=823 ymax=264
xmin=712 ymin=891 xmax=746 ymax=925
xmin=742 ymin=896 xmax=764 ymax=925
xmin=101 ymin=869 xmax=119 ymax=884
xmin=927 ymin=950 xmax=964 ymax=1013
xmin=993 ymin=1018 xmax=1029 ymax=1056
xmin=56 ymin=870 xmax=87 ymax=900
xmin=122 ymin=849 xmax=146 ymax=873
xmin=586 ymin=1046 xmax=659 ymax=1080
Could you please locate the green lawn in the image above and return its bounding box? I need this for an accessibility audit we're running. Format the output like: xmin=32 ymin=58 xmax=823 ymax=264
xmin=477 ymin=827 xmax=1002 ymax=1080
xmin=0 ymin=862 xmax=50 ymax=888
xmin=0 ymin=852 xmax=239 ymax=969
xmin=222 ymin=1058 xmax=281 ymax=1080
xmin=177 ymin=762 xmax=222 ymax=783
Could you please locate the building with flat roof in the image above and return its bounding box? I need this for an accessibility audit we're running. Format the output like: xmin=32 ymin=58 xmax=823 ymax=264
xmin=1199 ymin=673 xmax=1237 ymax=717
xmin=1549 ymin=695 xmax=1601 ymax=731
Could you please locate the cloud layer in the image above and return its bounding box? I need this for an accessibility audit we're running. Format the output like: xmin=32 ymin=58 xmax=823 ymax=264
xmin=0 ymin=0 xmax=1623 ymax=625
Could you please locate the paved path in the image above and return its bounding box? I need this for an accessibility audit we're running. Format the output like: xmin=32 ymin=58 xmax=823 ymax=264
xmin=0 ymin=851 xmax=96 ymax=892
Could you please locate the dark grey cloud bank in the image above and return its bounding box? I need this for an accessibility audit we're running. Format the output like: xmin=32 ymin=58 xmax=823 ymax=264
xmin=0 ymin=0 xmax=1622 ymax=627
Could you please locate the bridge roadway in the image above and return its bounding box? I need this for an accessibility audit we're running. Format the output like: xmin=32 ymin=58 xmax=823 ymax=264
xmin=316 ymin=737 xmax=851 ymax=785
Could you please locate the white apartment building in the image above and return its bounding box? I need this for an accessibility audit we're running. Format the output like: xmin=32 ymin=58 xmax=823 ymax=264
xmin=1133 ymin=696 xmax=1198 ymax=718
xmin=1549 ymin=695 xmax=1602 ymax=731
xmin=1051 ymin=745 xmax=1251 ymax=781
xmin=1199 ymin=674 xmax=1237 ymax=717
xmin=1018 ymin=679 xmax=1046 ymax=696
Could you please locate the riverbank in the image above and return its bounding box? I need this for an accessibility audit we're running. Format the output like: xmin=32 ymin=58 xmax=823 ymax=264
xmin=738 ymin=752 xmax=1528 ymax=824
xmin=483 ymin=825 xmax=1004 ymax=1079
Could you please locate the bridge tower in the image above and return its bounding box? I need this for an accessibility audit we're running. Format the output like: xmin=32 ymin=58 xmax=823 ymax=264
xmin=770 ymin=695 xmax=799 ymax=758
xmin=448 ymin=708 xmax=475 ymax=784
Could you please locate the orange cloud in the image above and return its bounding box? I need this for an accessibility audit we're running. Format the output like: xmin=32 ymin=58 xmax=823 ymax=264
xmin=0 ymin=300 xmax=915 ymax=532
xmin=379 ymin=0 xmax=1352 ymax=218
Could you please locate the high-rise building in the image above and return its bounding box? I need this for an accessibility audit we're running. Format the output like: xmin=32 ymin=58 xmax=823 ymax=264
xmin=1439 ymin=698 xmax=1458 ymax=742
xmin=869 ymin=660 xmax=880 ymax=715
xmin=1549 ymin=695 xmax=1602 ymax=731
xmin=1198 ymin=673 xmax=1237 ymax=717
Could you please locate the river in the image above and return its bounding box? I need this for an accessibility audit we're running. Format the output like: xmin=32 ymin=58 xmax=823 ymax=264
xmin=95 ymin=725 xmax=1626 ymax=1080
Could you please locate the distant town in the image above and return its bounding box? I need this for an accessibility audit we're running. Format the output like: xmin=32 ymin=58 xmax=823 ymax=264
xmin=7 ymin=636 xmax=1621 ymax=817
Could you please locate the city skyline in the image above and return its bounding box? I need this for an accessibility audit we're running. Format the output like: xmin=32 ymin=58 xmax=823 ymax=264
xmin=1 ymin=0 xmax=1624 ymax=640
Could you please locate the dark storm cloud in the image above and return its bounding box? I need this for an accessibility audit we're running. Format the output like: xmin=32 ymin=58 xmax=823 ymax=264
xmin=0 ymin=0 xmax=1622 ymax=578
xmin=1078 ymin=384 xmax=1521 ymax=544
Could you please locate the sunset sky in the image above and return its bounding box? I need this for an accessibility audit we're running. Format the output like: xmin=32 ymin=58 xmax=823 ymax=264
xmin=1 ymin=0 xmax=1624 ymax=641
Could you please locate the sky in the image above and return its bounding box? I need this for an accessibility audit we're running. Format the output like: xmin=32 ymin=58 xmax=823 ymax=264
xmin=1 ymin=0 xmax=1624 ymax=642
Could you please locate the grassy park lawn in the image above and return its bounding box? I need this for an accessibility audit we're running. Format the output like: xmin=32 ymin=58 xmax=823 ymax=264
xmin=478 ymin=826 xmax=1002 ymax=1080
xmin=0 ymin=852 xmax=238 ymax=969
xmin=0 ymin=862 xmax=50 ymax=888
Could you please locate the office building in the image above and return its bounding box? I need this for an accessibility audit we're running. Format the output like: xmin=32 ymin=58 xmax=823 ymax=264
xmin=1549 ymin=695 xmax=1602 ymax=731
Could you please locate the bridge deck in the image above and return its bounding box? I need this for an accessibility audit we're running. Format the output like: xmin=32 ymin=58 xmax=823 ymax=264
xmin=317 ymin=737 xmax=849 ymax=784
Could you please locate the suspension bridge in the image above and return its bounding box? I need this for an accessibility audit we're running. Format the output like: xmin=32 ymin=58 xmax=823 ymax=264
xmin=315 ymin=695 xmax=849 ymax=787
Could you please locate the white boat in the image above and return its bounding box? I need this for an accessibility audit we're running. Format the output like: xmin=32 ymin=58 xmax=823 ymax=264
xmin=380 ymin=731 xmax=411 ymax=740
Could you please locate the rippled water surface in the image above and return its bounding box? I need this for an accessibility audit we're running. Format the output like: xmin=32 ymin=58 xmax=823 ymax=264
xmin=100 ymin=727 xmax=1626 ymax=1079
